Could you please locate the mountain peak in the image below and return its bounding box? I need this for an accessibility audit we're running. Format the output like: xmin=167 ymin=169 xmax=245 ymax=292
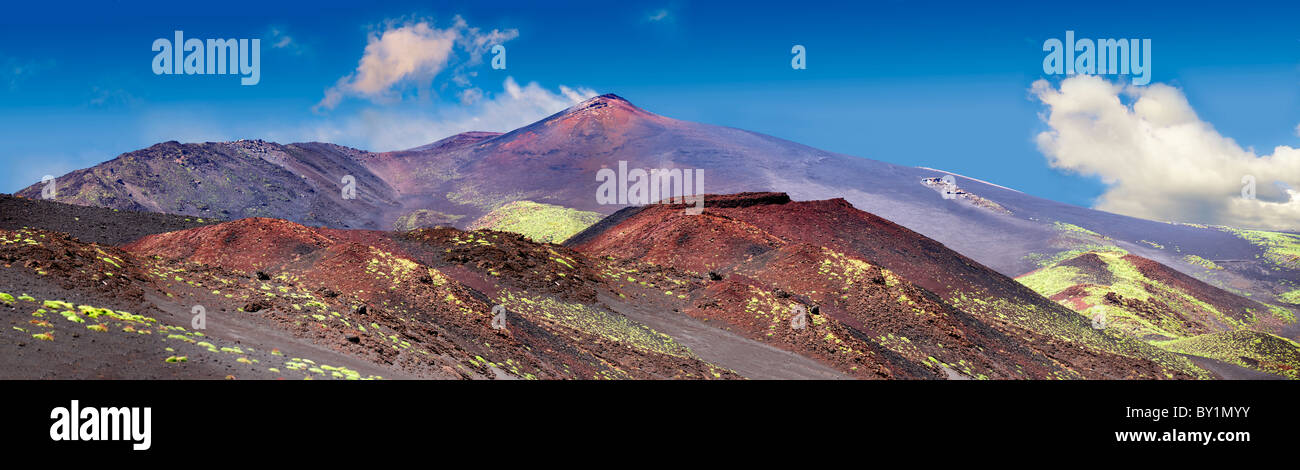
xmin=532 ymin=93 xmax=675 ymax=134
xmin=565 ymin=93 xmax=647 ymax=117
xmin=587 ymin=93 xmax=632 ymax=104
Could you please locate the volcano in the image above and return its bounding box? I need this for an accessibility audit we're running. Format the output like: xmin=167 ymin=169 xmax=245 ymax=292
xmin=14 ymin=94 xmax=1299 ymax=316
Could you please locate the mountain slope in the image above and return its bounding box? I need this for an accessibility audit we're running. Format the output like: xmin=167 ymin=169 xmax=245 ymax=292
xmin=121 ymin=218 xmax=736 ymax=379
xmin=567 ymin=192 xmax=1209 ymax=379
xmin=15 ymin=140 xmax=400 ymax=229
xmin=1153 ymin=331 xmax=1300 ymax=380
xmin=1016 ymin=249 xmax=1298 ymax=378
xmin=6 ymin=185 xmax=1274 ymax=379
xmin=0 ymin=196 xmax=835 ymax=379
xmin=1018 ymin=250 xmax=1295 ymax=341
xmin=17 ymin=94 xmax=1300 ymax=313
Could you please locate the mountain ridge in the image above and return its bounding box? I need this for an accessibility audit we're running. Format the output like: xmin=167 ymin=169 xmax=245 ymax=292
xmin=14 ymin=94 xmax=1300 ymax=317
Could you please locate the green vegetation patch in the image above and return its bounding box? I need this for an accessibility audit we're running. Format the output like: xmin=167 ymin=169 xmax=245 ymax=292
xmin=467 ymin=201 xmax=603 ymax=244
xmin=1182 ymin=255 xmax=1222 ymax=270
xmin=948 ymin=289 xmax=1210 ymax=379
xmin=1153 ymin=331 xmax=1300 ymax=380
xmin=1220 ymin=228 xmax=1300 ymax=270
xmin=1017 ymin=251 xmax=1256 ymax=339
xmin=1279 ymin=289 xmax=1300 ymax=306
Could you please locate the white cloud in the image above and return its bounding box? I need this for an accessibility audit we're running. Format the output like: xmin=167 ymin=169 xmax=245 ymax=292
xmin=300 ymin=77 xmax=596 ymax=151
xmin=648 ymin=9 xmax=670 ymax=22
xmin=1032 ymin=75 xmax=1300 ymax=231
xmin=268 ymin=27 xmax=303 ymax=55
xmin=458 ymin=87 xmax=483 ymax=105
xmin=315 ymin=16 xmax=518 ymax=111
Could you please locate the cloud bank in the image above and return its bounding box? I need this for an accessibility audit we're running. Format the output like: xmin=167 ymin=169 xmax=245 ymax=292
xmin=1032 ymin=75 xmax=1300 ymax=231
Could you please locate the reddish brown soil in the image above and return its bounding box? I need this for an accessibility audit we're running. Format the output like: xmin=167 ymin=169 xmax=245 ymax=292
xmin=1050 ymin=284 xmax=1102 ymax=312
xmin=399 ymin=228 xmax=602 ymax=303
xmin=124 ymin=218 xmax=337 ymax=273
xmin=1122 ymin=254 xmax=1261 ymax=325
xmin=0 ymin=228 xmax=374 ymax=379
xmin=123 ymin=218 xmax=738 ymax=380
xmin=1 ymin=191 xmax=1211 ymax=380
xmin=571 ymin=193 xmax=1051 ymax=306
xmin=568 ymin=192 xmax=1198 ymax=379
xmin=1 ymin=229 xmax=153 ymax=304
xmin=1100 ymin=291 xmax=1210 ymax=336
xmin=733 ymin=243 xmax=1082 ymax=378
xmin=1042 ymin=251 xmax=1277 ymax=338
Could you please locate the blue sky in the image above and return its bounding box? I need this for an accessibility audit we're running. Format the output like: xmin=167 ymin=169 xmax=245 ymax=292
xmin=2 ymin=0 xmax=1299 ymax=216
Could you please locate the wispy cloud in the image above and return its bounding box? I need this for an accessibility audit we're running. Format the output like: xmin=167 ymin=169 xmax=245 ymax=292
xmin=648 ymin=9 xmax=671 ymax=22
xmin=300 ymin=77 xmax=595 ymax=151
xmin=268 ymin=27 xmax=304 ymax=55
xmin=1032 ymin=75 xmax=1300 ymax=231
xmin=88 ymin=86 xmax=138 ymax=108
xmin=315 ymin=16 xmax=518 ymax=112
